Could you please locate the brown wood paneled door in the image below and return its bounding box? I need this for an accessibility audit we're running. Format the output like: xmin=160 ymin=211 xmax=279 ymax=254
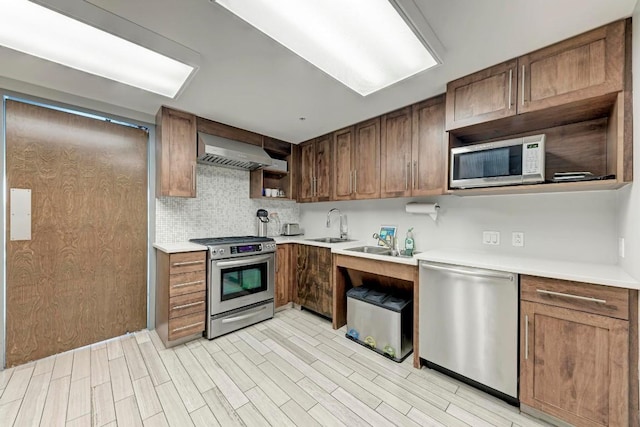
xmin=353 ymin=118 xmax=380 ymax=200
xmin=445 ymin=59 xmax=517 ymax=130
xmin=332 ymin=127 xmax=354 ymax=201
xmin=412 ymin=96 xmax=447 ymax=196
xmin=296 ymin=245 xmax=332 ymax=318
xmin=520 ymin=301 xmax=629 ymax=426
xmin=298 ymin=141 xmax=315 ymax=202
xmin=380 ymin=107 xmax=412 ymax=198
xmin=518 ymin=20 xmax=624 ymax=115
xmin=314 ymin=134 xmax=332 ymax=201
xmin=5 ymin=100 xmax=148 ymax=367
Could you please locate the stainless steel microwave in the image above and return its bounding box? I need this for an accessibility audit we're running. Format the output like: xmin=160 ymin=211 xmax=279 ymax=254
xmin=450 ymin=134 xmax=545 ymax=189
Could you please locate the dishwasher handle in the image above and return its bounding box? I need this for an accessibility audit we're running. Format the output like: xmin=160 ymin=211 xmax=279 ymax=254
xmin=420 ymin=262 xmax=515 ymax=282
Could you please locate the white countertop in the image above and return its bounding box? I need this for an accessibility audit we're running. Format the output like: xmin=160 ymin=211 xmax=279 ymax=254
xmin=153 ymin=242 xmax=208 ymax=254
xmin=154 ymin=239 xmax=639 ymax=289
xmin=415 ymin=248 xmax=640 ymax=290
xmin=274 ymin=235 xmax=419 ymax=265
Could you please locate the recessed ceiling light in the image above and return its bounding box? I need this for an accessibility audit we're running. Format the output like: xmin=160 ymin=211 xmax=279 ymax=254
xmin=0 ymin=0 xmax=196 ymax=98
xmin=215 ymin=0 xmax=439 ymax=96
xmin=299 ymin=117 xmax=306 ymax=121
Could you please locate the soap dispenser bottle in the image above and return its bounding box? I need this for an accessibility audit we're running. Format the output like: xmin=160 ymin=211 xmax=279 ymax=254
xmin=405 ymin=227 xmax=415 ymax=256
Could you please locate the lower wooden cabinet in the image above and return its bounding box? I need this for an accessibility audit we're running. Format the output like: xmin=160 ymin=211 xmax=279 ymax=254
xmin=520 ymin=276 xmax=637 ymax=427
xmin=296 ymin=245 xmax=332 ymax=318
xmin=275 ymin=244 xmax=292 ymax=307
xmin=156 ymin=250 xmax=207 ymax=347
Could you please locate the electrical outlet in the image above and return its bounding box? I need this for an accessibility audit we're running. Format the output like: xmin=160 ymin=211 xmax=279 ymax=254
xmin=512 ymin=232 xmax=524 ymax=247
xmin=483 ymin=231 xmax=500 ymax=245
xmin=619 ymin=237 xmax=625 ymax=258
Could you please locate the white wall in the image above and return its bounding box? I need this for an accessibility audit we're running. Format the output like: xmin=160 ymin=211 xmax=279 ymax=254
xmin=618 ymin=4 xmax=640 ymax=280
xmin=156 ymin=165 xmax=300 ymax=242
xmin=301 ymin=191 xmax=619 ymax=264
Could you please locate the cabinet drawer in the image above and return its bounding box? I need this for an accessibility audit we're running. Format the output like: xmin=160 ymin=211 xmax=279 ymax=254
xmin=169 ymin=271 xmax=206 ymax=297
xmin=521 ymin=275 xmax=629 ymax=320
xmin=168 ymin=311 xmax=205 ymax=341
xmin=169 ymin=291 xmax=206 ymax=319
xmin=169 ymin=251 xmax=206 ymax=274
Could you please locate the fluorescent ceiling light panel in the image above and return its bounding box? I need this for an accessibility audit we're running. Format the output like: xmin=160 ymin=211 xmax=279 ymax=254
xmin=0 ymin=0 xmax=194 ymax=98
xmin=215 ymin=0 xmax=438 ymax=96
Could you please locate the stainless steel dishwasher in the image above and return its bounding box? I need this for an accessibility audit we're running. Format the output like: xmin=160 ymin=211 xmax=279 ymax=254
xmin=419 ymin=261 xmax=519 ymax=404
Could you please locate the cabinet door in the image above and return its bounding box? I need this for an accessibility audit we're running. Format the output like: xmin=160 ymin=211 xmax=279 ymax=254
xmin=380 ymin=107 xmax=412 ymax=198
xmin=412 ymin=96 xmax=446 ymax=196
xmin=518 ymin=21 xmax=624 ymax=114
xmin=298 ymin=141 xmax=315 ymax=202
xmin=156 ymin=107 xmax=197 ymax=197
xmin=275 ymin=245 xmax=290 ymax=308
xmin=445 ymin=60 xmax=517 ymax=130
xmin=296 ymin=245 xmax=332 ymax=318
xmin=332 ymin=127 xmax=355 ymax=200
xmin=521 ymin=301 xmax=628 ymax=427
xmin=315 ymin=135 xmax=332 ymax=201
xmin=353 ymin=118 xmax=380 ymax=200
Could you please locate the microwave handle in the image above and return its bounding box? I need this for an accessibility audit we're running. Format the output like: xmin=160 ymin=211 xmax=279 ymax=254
xmin=214 ymin=254 xmax=273 ymax=268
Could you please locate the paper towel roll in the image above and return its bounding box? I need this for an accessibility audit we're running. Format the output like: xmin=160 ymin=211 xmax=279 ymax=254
xmin=405 ymin=202 xmax=439 ymax=220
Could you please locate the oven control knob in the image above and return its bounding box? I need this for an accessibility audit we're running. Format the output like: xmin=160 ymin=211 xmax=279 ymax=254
xmin=219 ymin=248 xmax=225 ymax=255
xmin=210 ymin=248 xmax=218 ymax=256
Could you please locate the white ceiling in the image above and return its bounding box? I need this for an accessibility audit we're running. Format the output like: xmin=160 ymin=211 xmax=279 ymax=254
xmin=0 ymin=0 xmax=636 ymax=143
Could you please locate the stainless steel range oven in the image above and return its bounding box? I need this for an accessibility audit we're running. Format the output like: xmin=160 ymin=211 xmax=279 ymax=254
xmin=190 ymin=236 xmax=276 ymax=339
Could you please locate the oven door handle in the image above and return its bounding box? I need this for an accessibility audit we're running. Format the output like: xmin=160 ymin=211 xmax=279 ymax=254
xmin=214 ymin=254 xmax=273 ymax=268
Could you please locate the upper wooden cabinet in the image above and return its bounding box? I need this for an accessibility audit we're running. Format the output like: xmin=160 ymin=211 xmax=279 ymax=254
xmin=446 ymin=20 xmax=626 ymax=131
xmin=381 ymin=107 xmax=413 ymax=198
xmin=298 ymin=134 xmax=331 ymax=202
xmin=446 ymin=60 xmax=517 ymax=130
xmin=332 ymin=118 xmax=381 ymax=200
xmin=381 ymin=96 xmax=447 ymax=198
xmin=156 ymin=107 xmax=197 ymax=198
xmin=519 ymin=20 xmax=624 ymax=114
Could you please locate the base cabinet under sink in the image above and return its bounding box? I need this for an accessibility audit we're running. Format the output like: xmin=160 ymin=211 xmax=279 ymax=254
xmin=296 ymin=245 xmax=332 ymax=317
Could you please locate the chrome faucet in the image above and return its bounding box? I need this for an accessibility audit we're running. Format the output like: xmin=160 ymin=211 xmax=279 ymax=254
xmin=373 ymin=232 xmax=394 ymax=249
xmin=327 ymin=208 xmax=348 ymax=239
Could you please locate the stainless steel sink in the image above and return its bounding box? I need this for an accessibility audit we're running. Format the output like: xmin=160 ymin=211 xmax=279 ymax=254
xmin=346 ymin=246 xmax=420 ymax=258
xmin=345 ymin=246 xmax=392 ymax=255
xmin=305 ymin=237 xmax=355 ymax=244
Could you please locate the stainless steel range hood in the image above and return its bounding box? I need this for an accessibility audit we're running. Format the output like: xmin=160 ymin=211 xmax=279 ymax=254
xmin=197 ymin=132 xmax=272 ymax=171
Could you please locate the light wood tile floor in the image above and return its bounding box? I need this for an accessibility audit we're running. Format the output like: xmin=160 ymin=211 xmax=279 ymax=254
xmin=0 ymin=308 xmax=552 ymax=426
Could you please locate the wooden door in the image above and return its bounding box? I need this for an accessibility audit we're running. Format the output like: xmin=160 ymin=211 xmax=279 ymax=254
xmin=354 ymin=118 xmax=380 ymax=200
xmin=275 ymin=244 xmax=290 ymax=307
xmin=315 ymin=135 xmax=332 ymax=201
xmin=520 ymin=301 xmax=629 ymax=426
xmin=380 ymin=107 xmax=412 ymax=198
xmin=332 ymin=127 xmax=354 ymax=200
xmin=445 ymin=59 xmax=517 ymax=130
xmin=156 ymin=107 xmax=197 ymax=197
xmin=298 ymin=140 xmax=315 ymax=202
xmin=6 ymin=100 xmax=148 ymax=366
xmin=412 ymin=96 xmax=447 ymax=196
xmin=518 ymin=21 xmax=624 ymax=115
xmin=296 ymin=245 xmax=332 ymax=317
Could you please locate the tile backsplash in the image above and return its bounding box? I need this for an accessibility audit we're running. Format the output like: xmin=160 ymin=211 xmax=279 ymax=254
xmin=156 ymin=165 xmax=300 ymax=243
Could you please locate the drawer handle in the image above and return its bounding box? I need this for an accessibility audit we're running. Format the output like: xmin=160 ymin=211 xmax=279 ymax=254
xmin=173 ymin=301 xmax=205 ymax=310
xmin=524 ymin=314 xmax=529 ymax=360
xmin=172 ymin=322 xmax=202 ymax=333
xmin=172 ymin=260 xmax=203 ymax=267
xmin=172 ymin=280 xmax=204 ymax=288
xmin=536 ymin=289 xmax=606 ymax=304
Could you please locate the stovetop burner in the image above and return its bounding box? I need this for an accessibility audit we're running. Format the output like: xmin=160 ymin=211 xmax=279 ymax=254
xmin=190 ymin=235 xmax=274 ymax=246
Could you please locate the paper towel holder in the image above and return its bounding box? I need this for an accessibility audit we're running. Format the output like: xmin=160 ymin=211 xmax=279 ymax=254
xmin=405 ymin=202 xmax=440 ymax=221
